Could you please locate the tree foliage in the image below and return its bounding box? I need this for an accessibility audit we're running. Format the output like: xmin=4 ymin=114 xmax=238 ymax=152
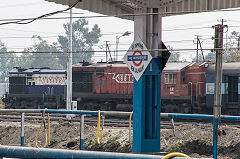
xmin=58 ymin=19 xmax=101 ymax=65
xmin=190 ymin=31 xmax=240 ymax=63
xmin=204 ymin=52 xmax=215 ymax=62
xmin=223 ymin=31 xmax=240 ymax=62
xmin=0 ymin=40 xmax=41 ymax=82
xmin=167 ymin=45 xmax=181 ymax=62
xmin=23 ymin=36 xmax=63 ymax=69
xmin=0 ymin=41 xmax=21 ymax=82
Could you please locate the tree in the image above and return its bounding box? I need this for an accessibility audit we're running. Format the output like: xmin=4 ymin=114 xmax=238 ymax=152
xmin=167 ymin=45 xmax=181 ymax=62
xmin=168 ymin=52 xmax=180 ymax=62
xmin=205 ymin=52 xmax=215 ymax=62
xmin=0 ymin=41 xmax=19 ymax=82
xmin=223 ymin=31 xmax=240 ymax=62
xmin=58 ymin=18 xmax=101 ymax=66
xmin=24 ymin=36 xmax=63 ymax=69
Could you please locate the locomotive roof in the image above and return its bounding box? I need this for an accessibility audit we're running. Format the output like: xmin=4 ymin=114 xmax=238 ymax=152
xmin=9 ymin=68 xmax=66 ymax=74
xmin=207 ymin=62 xmax=240 ymax=75
xmin=73 ymin=62 xmax=194 ymax=71
xmin=72 ymin=62 xmax=128 ymax=68
xmin=163 ymin=62 xmax=191 ymax=72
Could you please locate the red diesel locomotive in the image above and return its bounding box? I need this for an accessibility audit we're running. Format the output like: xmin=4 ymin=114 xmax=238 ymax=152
xmin=161 ymin=62 xmax=209 ymax=113
xmin=72 ymin=62 xmax=134 ymax=110
xmin=72 ymin=61 xmax=209 ymax=113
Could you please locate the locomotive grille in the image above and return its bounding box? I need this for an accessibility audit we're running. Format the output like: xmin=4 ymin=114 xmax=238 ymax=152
xmin=9 ymin=77 xmax=26 ymax=94
xmin=73 ymin=71 xmax=93 ymax=93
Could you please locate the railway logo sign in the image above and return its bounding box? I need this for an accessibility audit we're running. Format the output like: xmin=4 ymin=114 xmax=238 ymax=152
xmin=124 ymin=37 xmax=152 ymax=81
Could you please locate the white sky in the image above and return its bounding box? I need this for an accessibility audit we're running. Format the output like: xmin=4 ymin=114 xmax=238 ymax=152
xmin=0 ymin=0 xmax=240 ymax=62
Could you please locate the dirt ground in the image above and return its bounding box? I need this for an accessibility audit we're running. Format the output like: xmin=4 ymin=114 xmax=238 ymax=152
xmin=0 ymin=119 xmax=239 ymax=159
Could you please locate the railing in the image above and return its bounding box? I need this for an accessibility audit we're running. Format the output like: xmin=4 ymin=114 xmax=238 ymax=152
xmin=0 ymin=145 xmax=202 ymax=159
xmin=0 ymin=109 xmax=239 ymax=158
xmin=0 ymin=109 xmax=130 ymax=149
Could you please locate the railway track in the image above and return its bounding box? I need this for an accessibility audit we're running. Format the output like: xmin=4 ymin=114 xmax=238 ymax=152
xmin=0 ymin=113 xmax=179 ymax=129
xmin=0 ymin=112 xmax=239 ymax=129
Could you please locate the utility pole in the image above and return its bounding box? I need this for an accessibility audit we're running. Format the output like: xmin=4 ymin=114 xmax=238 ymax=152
xmin=196 ymin=35 xmax=199 ymax=63
xmin=194 ymin=35 xmax=205 ymax=62
xmin=198 ymin=37 xmax=205 ymax=62
xmin=67 ymin=8 xmax=73 ymax=119
xmin=213 ymin=20 xmax=227 ymax=159
xmin=105 ymin=41 xmax=112 ymax=62
xmin=116 ymin=31 xmax=131 ymax=61
xmin=116 ymin=37 xmax=119 ymax=61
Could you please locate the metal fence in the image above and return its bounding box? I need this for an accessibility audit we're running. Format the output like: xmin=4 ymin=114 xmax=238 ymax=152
xmin=0 ymin=109 xmax=238 ymax=158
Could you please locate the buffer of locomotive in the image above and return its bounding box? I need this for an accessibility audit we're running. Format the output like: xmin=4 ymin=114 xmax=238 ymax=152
xmin=130 ymin=8 xmax=170 ymax=152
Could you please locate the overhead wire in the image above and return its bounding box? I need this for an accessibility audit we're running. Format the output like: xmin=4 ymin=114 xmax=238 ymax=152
xmin=0 ymin=28 xmax=61 ymax=35
xmin=0 ymin=1 xmax=234 ymax=61
xmin=0 ymin=0 xmax=82 ymax=26
xmin=0 ymin=48 xmax=233 ymax=54
xmin=2 ymin=4 xmax=240 ymax=26
xmin=0 ymin=31 xmax=134 ymax=39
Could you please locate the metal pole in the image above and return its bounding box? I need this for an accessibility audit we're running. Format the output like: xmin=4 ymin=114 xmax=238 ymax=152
xmin=21 ymin=113 xmax=25 ymax=146
xmin=116 ymin=36 xmax=119 ymax=61
xmin=213 ymin=23 xmax=224 ymax=159
xmin=80 ymin=115 xmax=84 ymax=150
xmin=196 ymin=36 xmax=199 ymax=62
xmin=105 ymin=41 xmax=108 ymax=62
xmin=67 ymin=8 xmax=73 ymax=119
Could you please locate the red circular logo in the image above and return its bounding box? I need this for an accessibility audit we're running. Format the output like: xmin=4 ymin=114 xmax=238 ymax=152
xmin=133 ymin=51 xmax=142 ymax=66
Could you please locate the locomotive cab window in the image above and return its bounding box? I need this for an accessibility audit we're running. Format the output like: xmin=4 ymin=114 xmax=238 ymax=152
xmin=165 ymin=73 xmax=177 ymax=84
xmin=181 ymin=71 xmax=186 ymax=83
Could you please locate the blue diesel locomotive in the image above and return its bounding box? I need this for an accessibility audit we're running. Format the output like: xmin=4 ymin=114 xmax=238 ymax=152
xmin=4 ymin=67 xmax=66 ymax=109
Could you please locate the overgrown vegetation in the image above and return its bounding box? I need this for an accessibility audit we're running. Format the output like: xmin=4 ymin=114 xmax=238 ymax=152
xmin=85 ymin=133 xmax=130 ymax=152
xmin=165 ymin=139 xmax=212 ymax=155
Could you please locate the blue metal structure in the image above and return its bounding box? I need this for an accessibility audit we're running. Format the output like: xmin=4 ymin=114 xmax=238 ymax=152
xmin=133 ymin=58 xmax=161 ymax=152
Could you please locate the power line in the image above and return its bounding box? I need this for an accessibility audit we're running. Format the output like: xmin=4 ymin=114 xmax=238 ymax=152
xmin=0 ymin=36 xmax=59 ymax=39
xmin=0 ymin=28 xmax=61 ymax=35
xmin=0 ymin=32 xmax=134 ymax=39
xmin=0 ymin=48 xmax=235 ymax=54
xmin=0 ymin=0 xmax=82 ymax=26
xmin=2 ymin=5 xmax=240 ymax=26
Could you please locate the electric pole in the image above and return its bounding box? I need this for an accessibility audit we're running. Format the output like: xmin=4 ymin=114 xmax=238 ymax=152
xmin=194 ymin=35 xmax=205 ymax=62
xmin=213 ymin=20 xmax=227 ymax=159
xmin=196 ymin=35 xmax=199 ymax=62
xmin=67 ymin=8 xmax=73 ymax=119
xmin=105 ymin=41 xmax=112 ymax=62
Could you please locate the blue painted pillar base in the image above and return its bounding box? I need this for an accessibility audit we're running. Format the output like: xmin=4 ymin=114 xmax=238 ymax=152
xmin=80 ymin=139 xmax=84 ymax=150
xmin=213 ymin=118 xmax=218 ymax=159
xmin=133 ymin=58 xmax=161 ymax=152
xmin=21 ymin=136 xmax=24 ymax=147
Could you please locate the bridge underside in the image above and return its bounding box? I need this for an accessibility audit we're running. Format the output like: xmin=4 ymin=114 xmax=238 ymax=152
xmin=46 ymin=0 xmax=240 ymax=18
